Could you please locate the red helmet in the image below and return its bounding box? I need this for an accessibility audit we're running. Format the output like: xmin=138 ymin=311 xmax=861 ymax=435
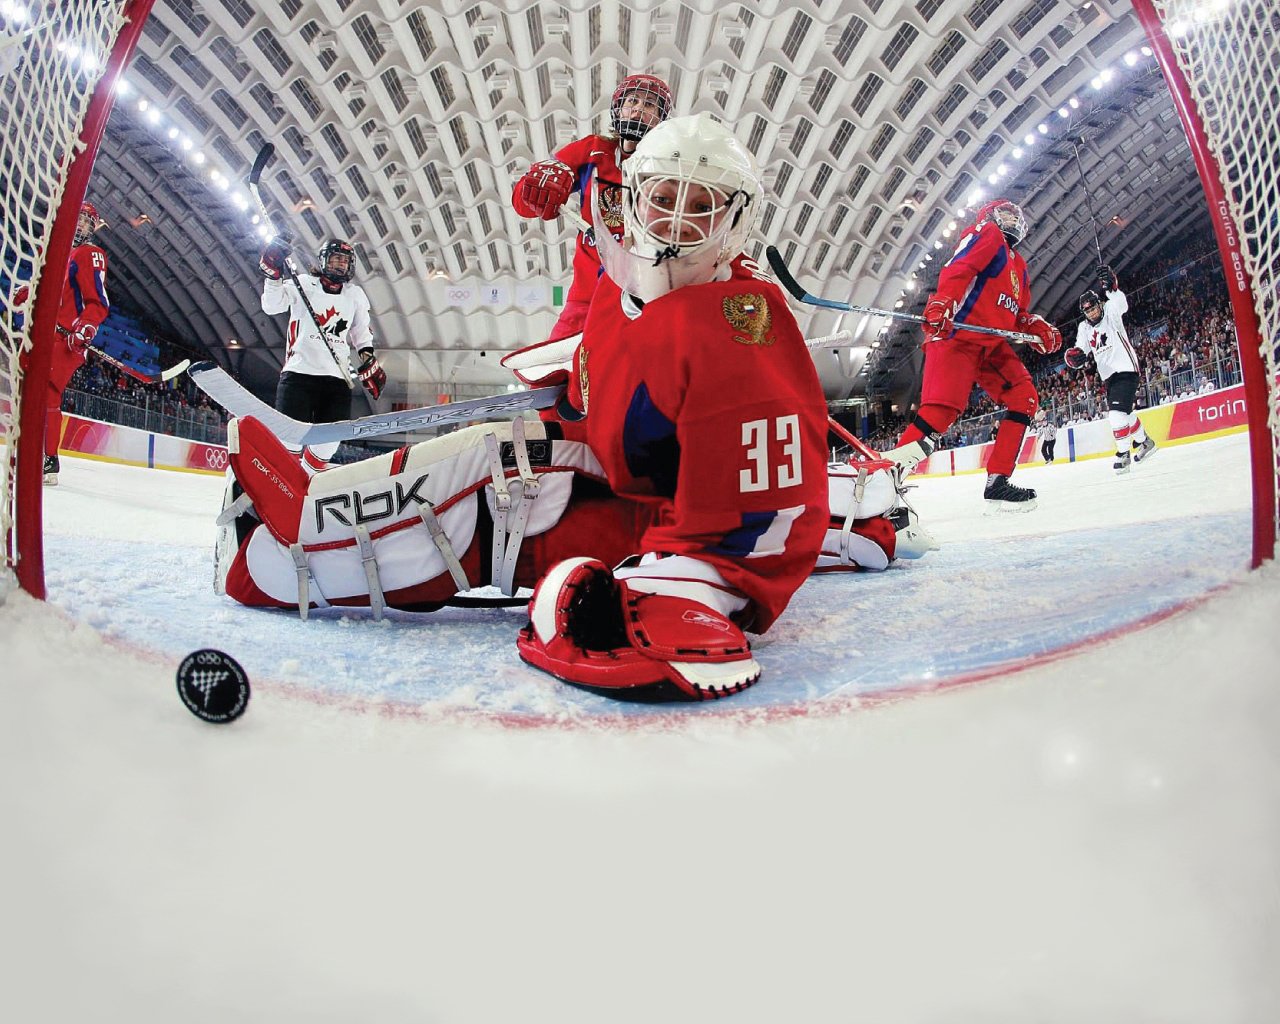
xmin=75 ymin=201 xmax=104 ymax=244
xmin=610 ymin=73 xmax=672 ymax=142
xmin=971 ymin=198 xmax=1027 ymax=246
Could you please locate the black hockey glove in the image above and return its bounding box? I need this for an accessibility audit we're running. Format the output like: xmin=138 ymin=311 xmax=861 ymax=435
xmin=1096 ymin=264 xmax=1118 ymax=292
xmin=259 ymin=235 xmax=293 ymax=280
xmin=356 ymin=349 xmax=386 ymax=400
xmin=1064 ymin=346 xmax=1089 ymax=370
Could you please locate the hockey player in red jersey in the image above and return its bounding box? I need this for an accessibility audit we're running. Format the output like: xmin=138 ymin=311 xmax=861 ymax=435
xmin=508 ymin=73 xmax=671 ymax=364
xmin=214 ymin=115 xmax=930 ymax=702
xmin=43 ymin=201 xmax=110 ymax=485
xmin=892 ymin=198 xmax=1061 ymax=509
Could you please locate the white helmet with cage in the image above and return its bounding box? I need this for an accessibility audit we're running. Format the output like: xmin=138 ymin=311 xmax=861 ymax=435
xmin=594 ymin=112 xmax=762 ymax=302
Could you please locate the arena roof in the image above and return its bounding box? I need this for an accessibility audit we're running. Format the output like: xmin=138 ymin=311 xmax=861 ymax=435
xmin=80 ymin=0 xmax=1211 ymax=408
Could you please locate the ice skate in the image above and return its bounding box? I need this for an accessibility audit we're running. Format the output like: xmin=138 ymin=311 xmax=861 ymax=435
xmin=1113 ymin=450 xmax=1132 ymax=475
xmin=1132 ymin=436 xmax=1157 ymax=465
xmin=983 ymin=473 xmax=1037 ymax=512
xmin=42 ymin=454 xmax=59 ymax=487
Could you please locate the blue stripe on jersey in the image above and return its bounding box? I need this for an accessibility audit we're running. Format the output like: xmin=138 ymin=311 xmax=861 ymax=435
xmin=622 ymin=382 xmax=680 ymax=497
xmin=68 ymin=257 xmax=85 ymax=314
xmin=955 ymin=244 xmax=1008 ymax=327
xmin=708 ymin=511 xmax=778 ymax=558
xmin=93 ymin=269 xmax=108 ymax=308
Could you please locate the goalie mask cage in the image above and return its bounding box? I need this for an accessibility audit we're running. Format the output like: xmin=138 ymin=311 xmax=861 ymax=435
xmin=1134 ymin=0 xmax=1280 ymax=568
xmin=0 ymin=1 xmax=154 ymax=601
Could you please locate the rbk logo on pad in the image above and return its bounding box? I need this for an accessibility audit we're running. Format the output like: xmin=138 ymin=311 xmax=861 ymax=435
xmin=313 ymin=473 xmax=431 ymax=532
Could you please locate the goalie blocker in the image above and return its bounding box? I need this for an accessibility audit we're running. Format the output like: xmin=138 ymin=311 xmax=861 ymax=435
xmin=215 ymin=416 xmax=931 ymax=702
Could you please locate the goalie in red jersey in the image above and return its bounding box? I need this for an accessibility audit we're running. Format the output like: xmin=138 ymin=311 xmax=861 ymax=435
xmin=214 ymin=115 xmax=930 ymax=703
xmin=891 ymin=198 xmax=1061 ymax=510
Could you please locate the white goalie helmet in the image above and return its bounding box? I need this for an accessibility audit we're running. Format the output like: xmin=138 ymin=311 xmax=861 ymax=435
xmin=594 ymin=112 xmax=762 ymax=302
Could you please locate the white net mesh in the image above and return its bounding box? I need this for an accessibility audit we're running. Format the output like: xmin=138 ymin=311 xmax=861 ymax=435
xmin=1147 ymin=0 xmax=1280 ymax=550
xmin=1 ymin=3 xmax=129 ymax=587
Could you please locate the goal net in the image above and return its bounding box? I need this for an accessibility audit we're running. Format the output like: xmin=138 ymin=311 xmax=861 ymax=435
xmin=1134 ymin=0 xmax=1280 ymax=566
xmin=0 ymin=1 xmax=153 ymax=600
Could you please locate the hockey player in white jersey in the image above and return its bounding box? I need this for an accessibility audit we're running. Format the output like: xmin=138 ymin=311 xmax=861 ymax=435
xmin=259 ymin=237 xmax=387 ymax=470
xmin=1064 ymin=264 xmax=1157 ymax=473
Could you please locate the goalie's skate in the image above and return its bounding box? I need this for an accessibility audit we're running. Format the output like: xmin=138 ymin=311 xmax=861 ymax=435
xmin=213 ymin=468 xmax=257 ymax=595
xmin=881 ymin=436 xmax=935 ymax=481
xmin=42 ymin=454 xmax=59 ymax=487
xmin=1132 ymin=436 xmax=1158 ymax=465
xmin=983 ymin=474 xmax=1037 ymax=512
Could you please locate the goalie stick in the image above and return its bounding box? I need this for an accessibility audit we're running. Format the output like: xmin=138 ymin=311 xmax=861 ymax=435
xmin=765 ymin=246 xmax=1038 ymax=345
xmin=248 ymin=143 xmax=353 ymax=385
xmin=56 ymin=326 xmax=190 ymax=384
xmin=188 ymin=361 xmax=562 ymax=445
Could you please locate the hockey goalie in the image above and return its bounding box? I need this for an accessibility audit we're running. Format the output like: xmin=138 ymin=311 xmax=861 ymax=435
xmin=215 ymin=114 xmax=933 ymax=702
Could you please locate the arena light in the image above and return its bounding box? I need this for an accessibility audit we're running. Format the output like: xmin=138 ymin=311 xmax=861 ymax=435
xmin=1091 ymin=75 xmax=1104 ymax=89
xmin=1058 ymin=107 xmax=1070 ymax=118
xmin=137 ymin=98 xmax=148 ymax=112
xmin=1 ymin=3 xmax=29 ymax=23
xmin=1012 ymin=147 xmax=1024 ymax=159
xmin=1024 ymin=133 xmax=1036 ymax=146
xmin=1124 ymin=50 xmax=1140 ymax=66
xmin=1037 ymin=123 xmax=1049 ymax=134
xmin=115 ymin=78 xmax=131 ymax=96
xmin=1069 ymin=96 xmax=1080 ymax=108
xmin=180 ymin=136 xmax=192 ymax=151
xmin=192 ymin=151 xmax=206 ymax=165
xmin=145 ymin=108 xmax=160 ymax=126
xmin=1141 ymin=45 xmax=1153 ymax=56
xmin=996 ymin=164 xmax=1008 ymax=176
xmin=167 ymin=127 xmax=179 ymax=140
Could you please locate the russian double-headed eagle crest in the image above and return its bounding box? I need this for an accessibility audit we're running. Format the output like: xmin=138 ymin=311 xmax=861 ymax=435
xmin=722 ymin=293 xmax=774 ymax=347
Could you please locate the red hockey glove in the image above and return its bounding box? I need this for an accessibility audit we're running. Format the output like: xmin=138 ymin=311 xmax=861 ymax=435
xmin=259 ymin=236 xmax=293 ymax=280
xmin=516 ymin=557 xmax=761 ymax=702
xmin=921 ymin=296 xmax=955 ymax=342
xmin=1064 ymin=346 xmax=1089 ymax=370
xmin=1096 ymin=263 xmax=1118 ymax=292
xmin=516 ymin=159 xmax=574 ymax=220
xmin=1016 ymin=311 xmax=1062 ymax=354
xmin=67 ymin=319 xmax=97 ymax=352
xmin=355 ymin=349 xmax=386 ymax=400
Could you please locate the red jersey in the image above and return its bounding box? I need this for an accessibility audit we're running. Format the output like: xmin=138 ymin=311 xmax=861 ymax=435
xmin=568 ymin=258 xmax=828 ymax=631
xmin=511 ymin=134 xmax=626 ymax=308
xmin=57 ymin=242 xmax=110 ymax=333
xmin=932 ymin=222 xmax=1028 ymax=347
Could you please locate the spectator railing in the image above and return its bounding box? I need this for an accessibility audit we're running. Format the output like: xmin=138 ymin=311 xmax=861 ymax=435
xmin=63 ymin=386 xmax=227 ymax=445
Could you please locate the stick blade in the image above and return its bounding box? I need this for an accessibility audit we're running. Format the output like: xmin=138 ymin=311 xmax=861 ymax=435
xmin=249 ymin=142 xmax=275 ymax=187
xmin=764 ymin=245 xmax=806 ymax=301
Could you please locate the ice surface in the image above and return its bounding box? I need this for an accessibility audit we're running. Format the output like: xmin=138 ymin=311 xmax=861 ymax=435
xmin=2 ymin=433 xmax=1278 ymax=1023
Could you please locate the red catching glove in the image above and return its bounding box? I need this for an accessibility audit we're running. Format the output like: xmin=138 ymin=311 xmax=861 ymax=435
xmin=259 ymin=236 xmax=293 ymax=280
xmin=921 ymin=296 xmax=956 ymax=341
xmin=1064 ymin=346 xmax=1089 ymax=370
xmin=516 ymin=159 xmax=574 ymax=220
xmin=516 ymin=557 xmax=761 ymax=702
xmin=1016 ymin=311 xmax=1062 ymax=354
xmin=356 ymin=349 xmax=386 ymax=400
xmin=67 ymin=318 xmax=97 ymax=352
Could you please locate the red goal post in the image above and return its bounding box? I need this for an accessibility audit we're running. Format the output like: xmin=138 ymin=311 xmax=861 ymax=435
xmin=1132 ymin=0 xmax=1279 ymax=567
xmin=0 ymin=0 xmax=155 ymax=600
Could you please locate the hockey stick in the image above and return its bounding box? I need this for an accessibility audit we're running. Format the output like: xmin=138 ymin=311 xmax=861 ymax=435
xmin=57 ymin=327 xmax=190 ymax=384
xmin=248 ymin=143 xmax=353 ymax=385
xmin=188 ymin=361 xmax=563 ymax=445
xmin=765 ymin=246 xmax=1038 ymax=345
xmin=1069 ymin=138 xmax=1106 ymax=265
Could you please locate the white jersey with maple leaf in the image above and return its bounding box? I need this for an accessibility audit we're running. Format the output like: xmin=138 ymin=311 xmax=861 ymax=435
xmin=262 ymin=274 xmax=373 ymax=380
xmin=1074 ymin=287 xmax=1139 ymax=381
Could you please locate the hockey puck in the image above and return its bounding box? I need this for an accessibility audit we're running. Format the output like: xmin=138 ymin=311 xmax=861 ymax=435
xmin=176 ymin=649 xmax=250 ymax=723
